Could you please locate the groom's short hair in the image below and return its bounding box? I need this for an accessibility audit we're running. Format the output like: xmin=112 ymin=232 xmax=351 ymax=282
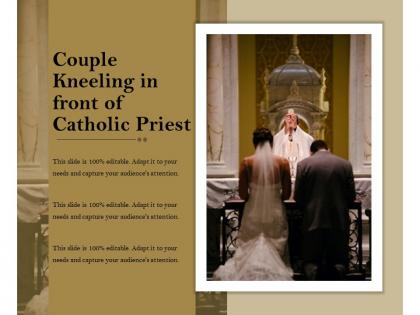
xmin=310 ymin=140 xmax=328 ymax=153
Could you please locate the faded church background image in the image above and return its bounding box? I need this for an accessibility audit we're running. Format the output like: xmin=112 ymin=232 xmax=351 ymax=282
xmin=17 ymin=0 xmax=374 ymax=313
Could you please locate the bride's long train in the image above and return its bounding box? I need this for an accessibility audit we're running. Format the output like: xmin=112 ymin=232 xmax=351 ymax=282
xmin=213 ymin=234 xmax=293 ymax=281
xmin=213 ymin=142 xmax=293 ymax=281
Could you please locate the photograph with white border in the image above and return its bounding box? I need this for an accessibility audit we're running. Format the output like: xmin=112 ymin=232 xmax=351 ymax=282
xmin=196 ymin=23 xmax=382 ymax=292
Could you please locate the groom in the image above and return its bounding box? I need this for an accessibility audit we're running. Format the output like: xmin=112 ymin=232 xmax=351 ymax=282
xmin=294 ymin=140 xmax=356 ymax=280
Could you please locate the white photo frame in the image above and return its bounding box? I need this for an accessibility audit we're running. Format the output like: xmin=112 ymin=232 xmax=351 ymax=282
xmin=196 ymin=23 xmax=383 ymax=292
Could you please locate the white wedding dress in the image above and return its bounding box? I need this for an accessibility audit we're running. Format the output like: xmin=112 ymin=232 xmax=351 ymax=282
xmin=213 ymin=143 xmax=293 ymax=281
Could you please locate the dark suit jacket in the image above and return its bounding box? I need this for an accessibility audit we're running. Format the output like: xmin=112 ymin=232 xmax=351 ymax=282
xmin=294 ymin=150 xmax=356 ymax=232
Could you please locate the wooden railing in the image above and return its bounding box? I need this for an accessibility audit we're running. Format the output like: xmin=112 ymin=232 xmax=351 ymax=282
xmin=207 ymin=200 xmax=368 ymax=280
xmin=17 ymin=214 xmax=49 ymax=304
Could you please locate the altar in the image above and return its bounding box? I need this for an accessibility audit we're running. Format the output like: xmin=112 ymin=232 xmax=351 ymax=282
xmin=206 ymin=177 xmax=371 ymax=279
xmin=207 ymin=177 xmax=371 ymax=210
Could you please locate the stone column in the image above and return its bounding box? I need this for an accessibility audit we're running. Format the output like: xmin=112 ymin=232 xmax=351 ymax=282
xmin=18 ymin=0 xmax=49 ymax=182
xmin=207 ymin=35 xmax=239 ymax=178
xmin=198 ymin=0 xmax=227 ymax=22
xmin=17 ymin=0 xmax=49 ymax=305
xmin=349 ymin=35 xmax=372 ymax=176
xmin=348 ymin=36 xmax=372 ymax=268
xmin=363 ymin=37 xmax=372 ymax=165
xmin=207 ymin=35 xmax=225 ymax=163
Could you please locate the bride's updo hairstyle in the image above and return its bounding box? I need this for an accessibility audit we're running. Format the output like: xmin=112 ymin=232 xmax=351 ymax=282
xmin=252 ymin=127 xmax=273 ymax=148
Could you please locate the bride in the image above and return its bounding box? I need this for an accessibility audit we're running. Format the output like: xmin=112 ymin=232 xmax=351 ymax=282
xmin=213 ymin=128 xmax=294 ymax=281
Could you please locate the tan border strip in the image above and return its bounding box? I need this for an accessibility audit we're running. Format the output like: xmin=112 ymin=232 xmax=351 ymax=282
xmin=198 ymin=0 xmax=227 ymax=22
xmin=196 ymin=1 xmax=228 ymax=314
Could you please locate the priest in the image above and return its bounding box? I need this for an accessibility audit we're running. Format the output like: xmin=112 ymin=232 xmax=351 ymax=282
xmin=273 ymin=109 xmax=314 ymax=165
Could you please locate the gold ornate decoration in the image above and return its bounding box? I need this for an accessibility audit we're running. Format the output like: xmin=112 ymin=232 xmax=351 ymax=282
xmin=256 ymin=35 xmax=333 ymax=145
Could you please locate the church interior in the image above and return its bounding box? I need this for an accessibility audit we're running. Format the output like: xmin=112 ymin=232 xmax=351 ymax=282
xmin=206 ymin=34 xmax=372 ymax=280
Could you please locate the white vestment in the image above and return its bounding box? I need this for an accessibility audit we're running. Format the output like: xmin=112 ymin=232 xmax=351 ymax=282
xmin=273 ymin=126 xmax=314 ymax=163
